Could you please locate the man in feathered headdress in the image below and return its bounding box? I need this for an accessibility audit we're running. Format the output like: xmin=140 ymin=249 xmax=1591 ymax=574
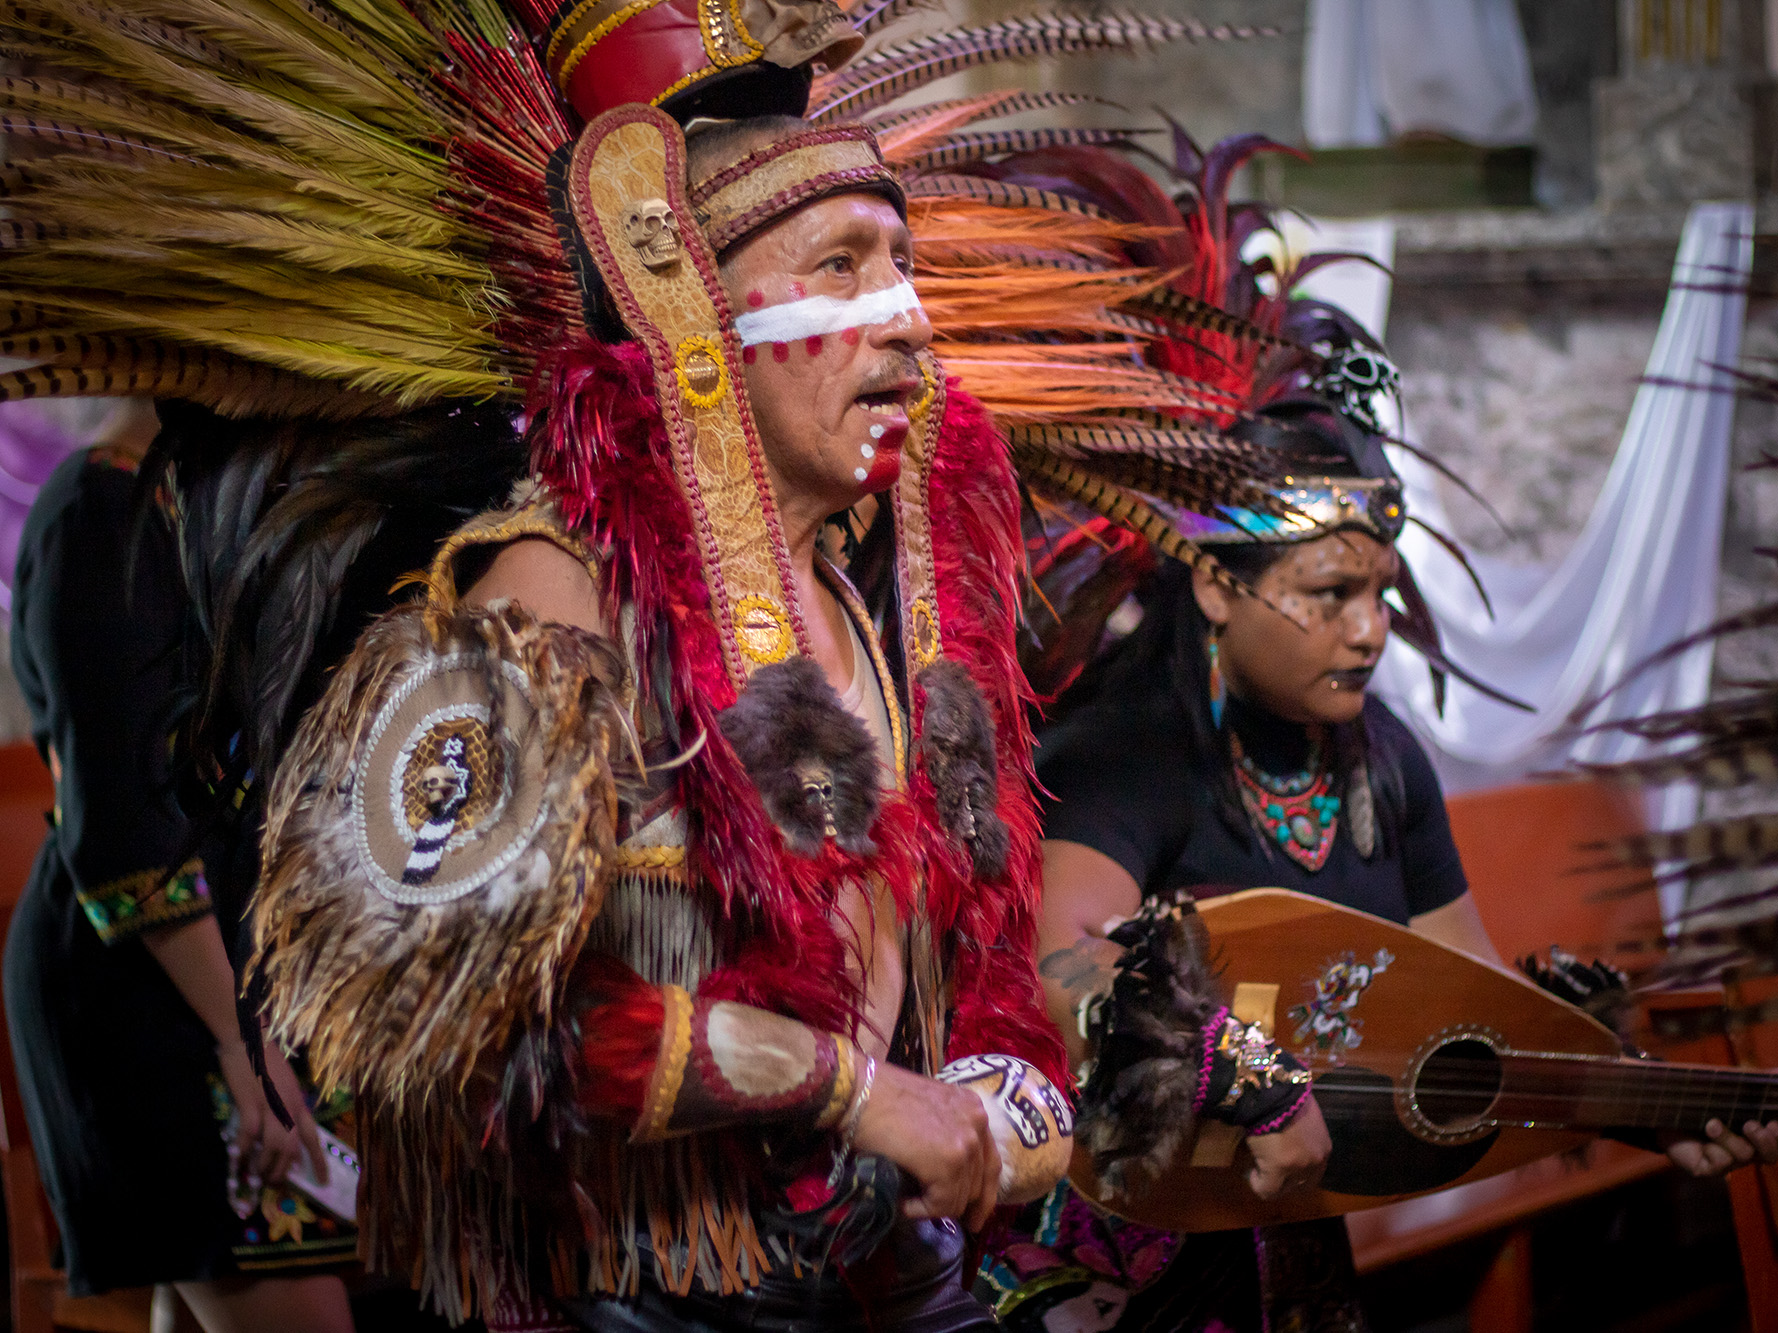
xmin=241 ymin=7 xmax=1088 ymax=1331
xmin=0 ymin=2 xmax=1296 ymax=1327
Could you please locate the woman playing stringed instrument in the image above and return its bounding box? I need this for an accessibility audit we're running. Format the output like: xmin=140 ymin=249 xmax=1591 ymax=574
xmin=983 ymin=135 xmax=1778 ymax=1333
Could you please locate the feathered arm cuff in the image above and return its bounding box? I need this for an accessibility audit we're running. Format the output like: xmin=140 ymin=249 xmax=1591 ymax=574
xmin=564 ymin=954 xmax=858 ymax=1143
xmin=1074 ymin=890 xmax=1311 ymax=1199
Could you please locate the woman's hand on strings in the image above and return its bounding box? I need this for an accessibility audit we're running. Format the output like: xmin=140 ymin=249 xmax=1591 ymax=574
xmin=1666 ymin=1118 xmax=1778 ymax=1177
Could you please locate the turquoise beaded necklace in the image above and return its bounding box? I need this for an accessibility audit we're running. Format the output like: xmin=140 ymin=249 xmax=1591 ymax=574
xmin=1228 ymin=731 xmax=1340 ymax=871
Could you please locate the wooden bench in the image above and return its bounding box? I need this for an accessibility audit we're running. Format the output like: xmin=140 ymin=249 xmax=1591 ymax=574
xmin=1346 ymin=778 xmax=1778 ymax=1332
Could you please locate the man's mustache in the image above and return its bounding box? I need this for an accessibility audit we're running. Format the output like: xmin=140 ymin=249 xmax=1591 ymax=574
xmin=856 ymin=352 xmax=921 ymax=398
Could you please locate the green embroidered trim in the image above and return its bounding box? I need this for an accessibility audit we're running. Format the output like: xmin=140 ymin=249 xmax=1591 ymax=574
xmin=77 ymin=857 xmax=211 ymax=944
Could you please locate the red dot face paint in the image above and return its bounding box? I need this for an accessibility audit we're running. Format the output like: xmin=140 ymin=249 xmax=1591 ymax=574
xmin=789 ymin=282 xmax=806 ymax=300
xmin=746 ymin=290 xmax=765 ymax=308
xmin=772 ymin=342 xmax=789 ymax=363
xmin=841 ymin=327 xmax=861 ymax=346
xmin=805 ymin=336 xmax=823 ymax=357
xmin=742 ymin=345 xmax=757 ymax=365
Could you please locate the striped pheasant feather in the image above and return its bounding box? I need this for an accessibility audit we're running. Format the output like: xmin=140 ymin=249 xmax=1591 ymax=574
xmin=904 ymin=127 xmax=1144 ymax=174
xmin=865 ymin=90 xmax=1118 ymax=137
xmin=0 ymin=0 xmax=573 ymax=415
xmin=907 ymin=173 xmax=1107 ymax=217
xmin=811 ymin=13 xmax=1280 ymax=122
xmin=1012 ymin=447 xmax=1244 ymax=592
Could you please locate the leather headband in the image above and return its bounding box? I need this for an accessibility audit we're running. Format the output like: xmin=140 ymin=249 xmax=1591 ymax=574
xmin=690 ymin=126 xmax=905 ymax=253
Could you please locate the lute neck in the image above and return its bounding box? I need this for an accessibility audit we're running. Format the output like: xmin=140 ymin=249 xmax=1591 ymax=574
xmin=1489 ymin=1052 xmax=1778 ymax=1133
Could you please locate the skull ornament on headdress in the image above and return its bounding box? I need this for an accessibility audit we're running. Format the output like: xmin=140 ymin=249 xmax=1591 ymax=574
xmin=621 ymin=198 xmax=682 ymax=272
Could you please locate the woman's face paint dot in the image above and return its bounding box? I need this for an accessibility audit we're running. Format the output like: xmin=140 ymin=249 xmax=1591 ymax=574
xmin=853 ymin=466 xmax=869 ymax=482
xmin=746 ymin=290 xmax=765 ymax=308
xmin=869 ymin=423 xmax=885 ymax=439
xmin=861 ymin=444 xmax=876 ymax=460
xmin=805 ymin=336 xmax=823 ymax=356
xmin=840 ymin=327 xmax=861 ymax=346
xmin=789 ymin=282 xmax=806 ymax=299
xmin=742 ymin=345 xmax=757 ymax=365
xmin=772 ymin=342 xmax=789 ymax=363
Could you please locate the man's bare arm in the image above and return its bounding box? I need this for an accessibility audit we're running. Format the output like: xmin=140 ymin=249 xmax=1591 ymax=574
xmin=463 ymin=537 xmax=605 ymax=633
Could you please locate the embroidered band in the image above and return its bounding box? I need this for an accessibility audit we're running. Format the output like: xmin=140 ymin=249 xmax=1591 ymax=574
xmin=1190 ymin=1004 xmax=1230 ymax=1117
xmin=78 ymin=857 xmax=212 ymax=945
xmin=733 ymin=280 xmax=922 ymax=348
xmin=691 ymin=127 xmax=905 ymax=253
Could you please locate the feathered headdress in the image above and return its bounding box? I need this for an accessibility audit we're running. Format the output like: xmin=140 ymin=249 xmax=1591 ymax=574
xmin=0 ymin=1 xmax=1278 ymax=423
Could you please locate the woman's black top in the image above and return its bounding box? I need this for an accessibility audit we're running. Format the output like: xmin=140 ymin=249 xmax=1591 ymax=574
xmin=1036 ymin=687 xmax=1468 ymax=925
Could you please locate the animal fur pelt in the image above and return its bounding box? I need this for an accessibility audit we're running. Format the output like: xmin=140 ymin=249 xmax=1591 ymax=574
xmin=718 ymin=657 xmax=881 ymax=857
xmin=917 ymin=660 xmax=1010 ymax=879
xmin=251 ymin=598 xmax=636 ymax=1112
xmin=1075 ymin=889 xmax=1225 ymax=1200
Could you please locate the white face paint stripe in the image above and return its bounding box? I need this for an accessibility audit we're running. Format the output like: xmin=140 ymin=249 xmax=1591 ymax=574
xmin=733 ymin=281 xmax=922 ymax=348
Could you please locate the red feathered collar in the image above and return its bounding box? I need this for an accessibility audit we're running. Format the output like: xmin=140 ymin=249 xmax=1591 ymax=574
xmin=531 ymin=336 xmax=1064 ymax=1088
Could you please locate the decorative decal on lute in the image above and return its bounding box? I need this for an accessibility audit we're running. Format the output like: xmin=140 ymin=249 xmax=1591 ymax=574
xmin=1289 ymin=948 xmax=1394 ymax=1060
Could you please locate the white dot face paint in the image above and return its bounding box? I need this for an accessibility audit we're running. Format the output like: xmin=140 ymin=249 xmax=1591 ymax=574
xmin=732 ymin=281 xmax=923 ymax=348
xmin=861 ymin=444 xmax=876 ymax=459
xmin=853 ymin=466 xmax=869 ymax=481
xmin=869 ymin=423 xmax=886 ymax=439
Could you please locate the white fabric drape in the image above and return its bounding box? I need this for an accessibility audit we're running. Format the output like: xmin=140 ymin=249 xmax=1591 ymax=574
xmin=1370 ymin=203 xmax=1754 ymax=925
xmin=1304 ymin=0 xmax=1539 ymax=148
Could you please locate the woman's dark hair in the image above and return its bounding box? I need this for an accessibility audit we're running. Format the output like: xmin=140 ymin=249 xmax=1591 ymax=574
xmin=1048 ymin=403 xmax=1409 ymax=861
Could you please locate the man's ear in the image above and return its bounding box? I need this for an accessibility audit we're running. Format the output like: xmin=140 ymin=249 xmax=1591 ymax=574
xmin=1191 ymin=561 xmax=1233 ymax=628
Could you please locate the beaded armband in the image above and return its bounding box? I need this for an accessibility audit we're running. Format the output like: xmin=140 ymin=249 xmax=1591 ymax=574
xmin=632 ymin=988 xmax=853 ymax=1142
xmin=1196 ymin=1012 xmax=1313 ymax=1136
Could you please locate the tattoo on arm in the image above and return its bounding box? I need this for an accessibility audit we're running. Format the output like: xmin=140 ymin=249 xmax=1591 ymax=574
xmin=1038 ymin=939 xmax=1119 ymax=998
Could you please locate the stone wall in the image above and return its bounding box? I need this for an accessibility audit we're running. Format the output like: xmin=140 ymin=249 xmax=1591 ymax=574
xmin=1390 ymin=220 xmax=1778 ymax=736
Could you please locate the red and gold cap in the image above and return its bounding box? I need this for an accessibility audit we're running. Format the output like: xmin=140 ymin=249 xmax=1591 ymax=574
xmin=514 ymin=0 xmax=862 ymax=123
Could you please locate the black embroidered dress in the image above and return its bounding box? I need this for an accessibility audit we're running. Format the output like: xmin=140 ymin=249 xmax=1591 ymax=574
xmin=3 ymin=448 xmax=354 ymax=1294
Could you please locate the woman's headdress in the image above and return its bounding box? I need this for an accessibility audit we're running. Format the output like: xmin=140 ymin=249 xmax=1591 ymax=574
xmin=979 ymin=128 xmax=1520 ymax=711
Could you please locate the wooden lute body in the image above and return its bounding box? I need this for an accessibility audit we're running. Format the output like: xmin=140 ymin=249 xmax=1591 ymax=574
xmin=1068 ymin=888 xmax=1778 ymax=1233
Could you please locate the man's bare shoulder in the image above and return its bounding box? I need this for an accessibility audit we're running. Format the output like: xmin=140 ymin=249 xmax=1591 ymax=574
xmin=465 ymin=537 xmax=606 ymax=635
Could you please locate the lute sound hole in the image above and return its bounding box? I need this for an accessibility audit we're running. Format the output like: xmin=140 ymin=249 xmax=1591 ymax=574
xmin=1412 ymin=1037 xmax=1504 ymax=1130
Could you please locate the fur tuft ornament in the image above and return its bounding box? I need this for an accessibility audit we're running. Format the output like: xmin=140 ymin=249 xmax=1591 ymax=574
xmin=918 ymin=661 xmax=1010 ymax=878
xmin=251 ymin=599 xmax=638 ymax=1114
xmin=717 ymin=656 xmax=882 ymax=857
xmin=1074 ymin=889 xmax=1224 ymax=1200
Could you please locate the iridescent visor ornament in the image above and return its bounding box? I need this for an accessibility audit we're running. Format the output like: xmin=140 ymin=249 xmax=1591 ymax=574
xmin=1168 ymin=476 xmax=1407 ymax=546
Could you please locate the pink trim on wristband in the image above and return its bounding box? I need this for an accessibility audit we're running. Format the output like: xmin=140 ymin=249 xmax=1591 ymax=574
xmin=1191 ymin=1006 xmax=1230 ymax=1117
xmin=1247 ymin=1084 xmax=1313 ymax=1137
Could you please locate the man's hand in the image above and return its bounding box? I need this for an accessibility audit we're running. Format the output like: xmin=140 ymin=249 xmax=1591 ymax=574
xmin=1242 ymin=1095 xmax=1331 ymax=1200
xmin=851 ymin=1062 xmax=1003 ymax=1232
xmin=1666 ymin=1118 xmax=1778 ymax=1177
